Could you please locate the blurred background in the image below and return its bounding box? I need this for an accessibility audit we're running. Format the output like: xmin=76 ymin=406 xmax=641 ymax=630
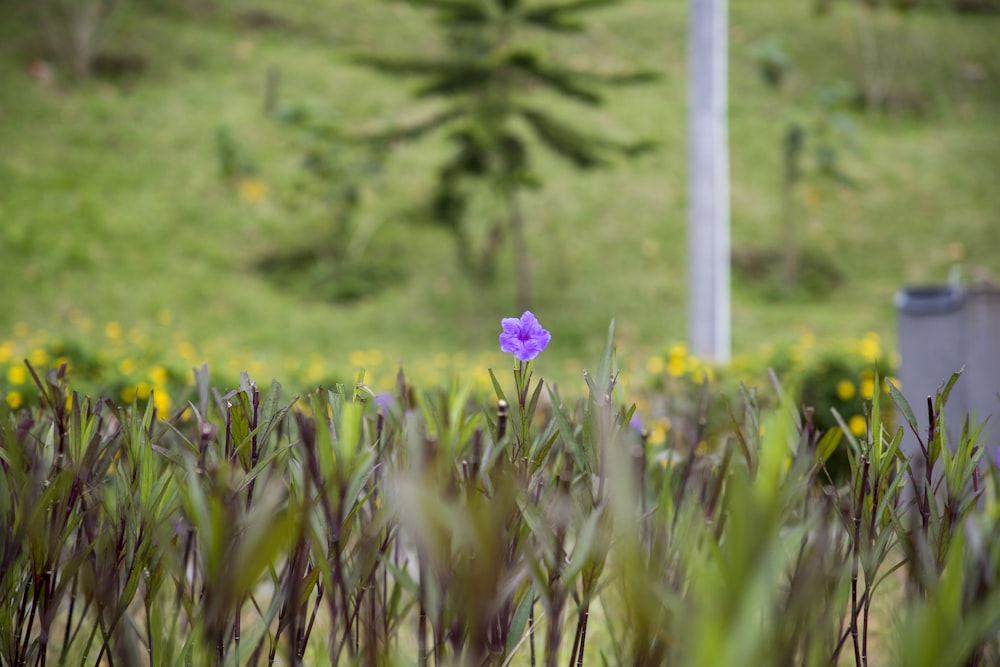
xmin=0 ymin=0 xmax=998 ymax=394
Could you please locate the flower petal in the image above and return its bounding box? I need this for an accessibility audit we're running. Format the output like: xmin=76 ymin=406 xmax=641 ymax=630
xmin=499 ymin=311 xmax=551 ymax=361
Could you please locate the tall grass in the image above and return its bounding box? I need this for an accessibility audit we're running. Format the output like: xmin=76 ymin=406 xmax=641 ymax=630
xmin=4 ymin=325 xmax=1000 ymax=666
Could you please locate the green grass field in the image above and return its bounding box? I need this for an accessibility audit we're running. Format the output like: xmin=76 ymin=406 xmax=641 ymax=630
xmin=1 ymin=0 xmax=998 ymax=390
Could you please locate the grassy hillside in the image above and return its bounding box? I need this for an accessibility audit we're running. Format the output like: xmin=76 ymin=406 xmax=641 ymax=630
xmin=0 ymin=0 xmax=998 ymax=390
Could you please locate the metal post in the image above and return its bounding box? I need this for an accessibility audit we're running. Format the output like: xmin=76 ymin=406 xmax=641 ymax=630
xmin=688 ymin=0 xmax=730 ymax=362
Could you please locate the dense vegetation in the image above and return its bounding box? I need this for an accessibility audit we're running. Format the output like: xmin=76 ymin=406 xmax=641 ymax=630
xmin=3 ymin=325 xmax=1000 ymax=666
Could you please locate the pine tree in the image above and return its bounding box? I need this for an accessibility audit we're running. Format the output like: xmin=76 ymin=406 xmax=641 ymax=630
xmin=355 ymin=0 xmax=656 ymax=310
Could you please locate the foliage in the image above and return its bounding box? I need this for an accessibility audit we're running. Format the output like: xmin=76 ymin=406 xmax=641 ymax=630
xmin=354 ymin=0 xmax=656 ymax=310
xmin=811 ymin=0 xmax=961 ymax=114
xmin=4 ymin=323 xmax=1000 ymax=666
xmin=746 ymin=38 xmax=860 ymax=296
xmin=257 ymin=106 xmax=406 ymax=303
xmin=642 ymin=333 xmax=896 ymax=482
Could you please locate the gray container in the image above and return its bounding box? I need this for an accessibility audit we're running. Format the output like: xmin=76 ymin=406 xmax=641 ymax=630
xmin=895 ymin=285 xmax=1000 ymax=465
xmin=965 ymin=287 xmax=1000 ymax=451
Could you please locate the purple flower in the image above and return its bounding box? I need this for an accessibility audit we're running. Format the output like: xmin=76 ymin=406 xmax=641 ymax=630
xmin=375 ymin=393 xmax=394 ymax=410
xmin=499 ymin=311 xmax=551 ymax=362
xmin=629 ymin=412 xmax=645 ymax=433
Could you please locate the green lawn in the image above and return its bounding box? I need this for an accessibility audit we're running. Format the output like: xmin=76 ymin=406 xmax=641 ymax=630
xmin=1 ymin=0 xmax=998 ymax=391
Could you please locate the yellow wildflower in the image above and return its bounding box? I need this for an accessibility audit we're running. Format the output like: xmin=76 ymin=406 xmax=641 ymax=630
xmin=153 ymin=390 xmax=171 ymax=415
xmin=666 ymin=356 xmax=686 ymax=378
xmin=136 ymin=382 xmax=152 ymax=400
xmin=836 ymin=380 xmax=856 ymax=401
xmin=860 ymin=378 xmax=875 ymax=400
xmin=121 ymin=387 xmax=136 ymax=404
xmin=28 ymin=348 xmax=47 ymax=366
xmin=239 ymin=178 xmax=267 ymax=203
xmin=349 ymin=350 xmax=367 ymax=368
xmin=118 ymin=358 xmax=137 ymax=375
xmin=5 ymin=391 xmax=23 ymax=409
xmin=646 ymin=355 xmax=665 ymax=374
xmin=668 ymin=342 xmax=687 ymax=358
xmin=0 ymin=341 xmax=12 ymax=363
xmin=7 ymin=365 xmax=27 ymax=386
xmin=105 ymin=321 xmax=122 ymax=341
xmin=648 ymin=418 xmax=672 ymax=446
xmin=859 ymin=333 xmax=881 ymax=361
xmin=306 ymin=362 xmax=325 ymax=383
xmin=849 ymin=414 xmax=867 ymax=437
xmin=691 ymin=365 xmax=715 ymax=384
xmin=150 ymin=365 xmax=169 ymax=386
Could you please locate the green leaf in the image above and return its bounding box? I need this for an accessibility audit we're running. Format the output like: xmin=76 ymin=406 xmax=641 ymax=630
xmin=547 ymin=385 xmax=588 ymax=473
xmin=830 ymin=407 xmax=861 ymax=459
xmin=526 ymin=376 xmax=545 ymax=423
xmin=596 ymin=318 xmax=616 ymax=396
xmin=504 ymin=582 xmax=535 ymax=658
xmin=578 ymin=68 xmax=660 ymax=86
xmin=234 ymin=508 xmax=299 ymax=594
xmin=504 ymin=50 xmax=604 ymax=105
xmin=229 ymin=390 xmax=253 ymax=468
xmin=887 ymin=377 xmax=919 ymax=437
xmin=399 ymin=0 xmax=492 ymax=21
xmin=359 ymin=107 xmax=465 ymax=143
xmin=816 ymin=426 xmax=843 ymax=465
xmin=338 ymin=400 xmax=363 ymax=461
xmin=255 ymin=380 xmax=296 ymax=454
xmin=563 ymin=509 xmax=603 ymax=586
xmin=518 ymin=106 xmax=608 ymax=168
xmin=937 ymin=370 xmax=962 ymax=414
xmin=415 ymin=66 xmax=496 ymax=98
xmin=522 ymin=0 xmax=622 ymax=27
xmin=489 ymin=368 xmax=509 ymax=404
xmin=235 ymin=445 xmax=294 ymax=493
xmin=351 ymin=53 xmax=478 ymax=77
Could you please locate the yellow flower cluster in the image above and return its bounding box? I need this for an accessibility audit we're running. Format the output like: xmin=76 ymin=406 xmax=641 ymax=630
xmin=1 ymin=316 xmax=518 ymax=418
xmin=635 ymin=330 xmax=900 ymax=446
xmin=644 ymin=342 xmax=715 ymax=385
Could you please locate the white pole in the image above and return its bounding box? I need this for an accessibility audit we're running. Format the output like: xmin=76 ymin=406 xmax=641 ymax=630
xmin=688 ymin=0 xmax=730 ymax=363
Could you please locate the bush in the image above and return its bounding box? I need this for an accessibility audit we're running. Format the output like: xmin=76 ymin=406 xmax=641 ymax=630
xmin=641 ymin=332 xmax=896 ymax=482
